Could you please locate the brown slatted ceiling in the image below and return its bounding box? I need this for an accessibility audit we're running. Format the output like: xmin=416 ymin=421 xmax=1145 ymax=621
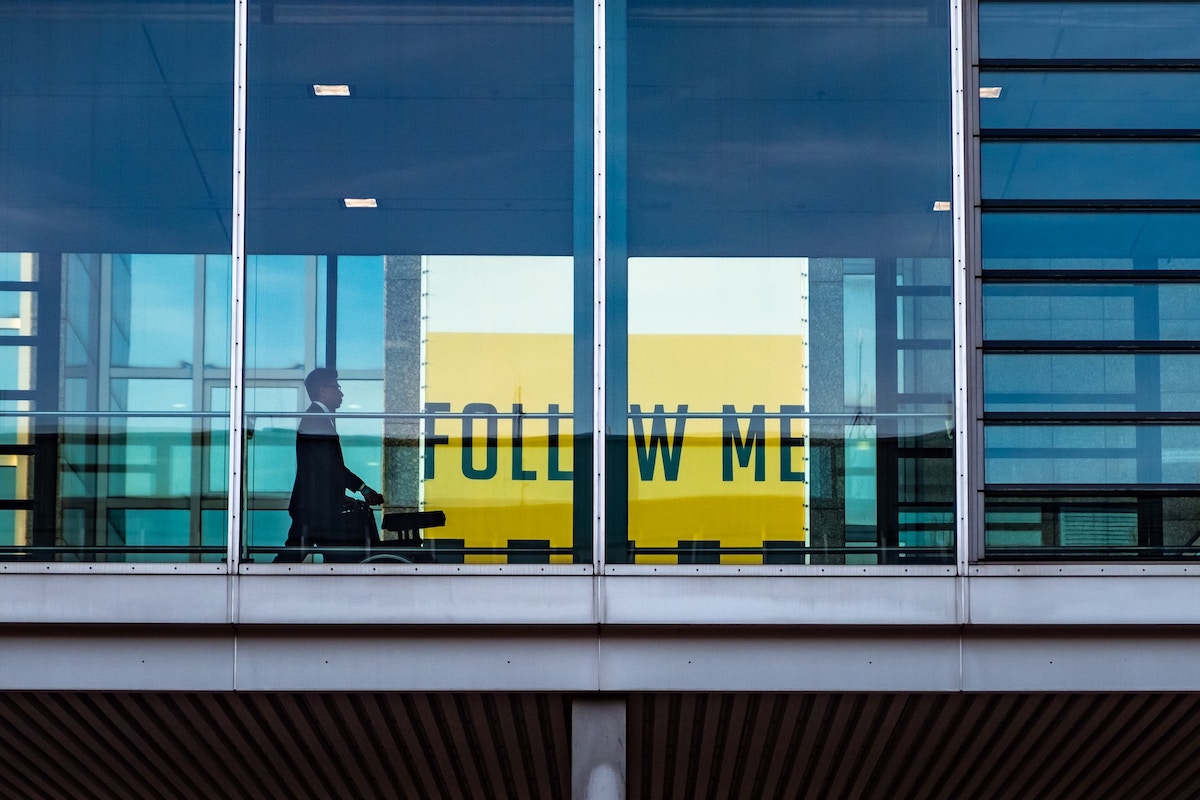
xmin=5 ymin=693 xmax=1200 ymax=798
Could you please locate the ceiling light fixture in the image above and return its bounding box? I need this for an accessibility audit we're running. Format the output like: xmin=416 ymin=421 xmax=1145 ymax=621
xmin=313 ymin=84 xmax=351 ymax=96
xmin=933 ymin=201 xmax=951 ymax=211
xmin=979 ymin=86 xmax=1003 ymax=99
xmin=343 ymin=198 xmax=377 ymax=208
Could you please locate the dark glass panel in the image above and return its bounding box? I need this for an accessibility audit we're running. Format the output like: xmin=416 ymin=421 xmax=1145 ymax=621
xmin=982 ymin=213 xmax=1200 ymax=266
xmin=980 ymin=72 xmax=1200 ymax=131
xmin=0 ymin=1 xmax=233 ymax=254
xmin=246 ymin=0 xmax=573 ymax=256
xmin=983 ymin=283 xmax=1200 ymax=341
xmin=983 ymin=142 xmax=1200 ymax=201
xmin=979 ymin=2 xmax=1200 ymax=61
xmin=984 ymin=495 xmax=1200 ymax=558
xmin=625 ymin=0 xmax=952 ymax=258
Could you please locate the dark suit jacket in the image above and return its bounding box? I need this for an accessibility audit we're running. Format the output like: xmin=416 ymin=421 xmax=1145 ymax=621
xmin=287 ymin=402 xmax=365 ymax=541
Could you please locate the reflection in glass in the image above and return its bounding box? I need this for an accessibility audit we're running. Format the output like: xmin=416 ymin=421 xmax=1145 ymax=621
xmin=983 ymin=143 xmax=1200 ymax=201
xmin=985 ymin=495 xmax=1200 ymax=558
xmin=616 ymin=0 xmax=955 ymax=565
xmin=980 ymin=72 xmax=1200 ymax=131
xmin=979 ymin=2 xmax=1200 ymax=60
xmin=985 ymin=425 xmax=1200 ymax=485
xmin=244 ymin=256 xmax=577 ymax=563
xmin=244 ymin=0 xmax=579 ymax=564
xmin=982 ymin=213 xmax=1200 ymax=267
xmin=0 ymin=0 xmax=233 ymax=562
xmin=983 ymin=284 xmax=1200 ymax=341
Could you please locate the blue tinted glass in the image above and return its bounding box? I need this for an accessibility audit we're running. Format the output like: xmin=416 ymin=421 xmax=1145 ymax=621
xmin=336 ymin=256 xmax=384 ymax=371
xmin=984 ymin=284 xmax=1200 ymax=340
xmin=246 ymin=0 xmax=572 ymax=256
xmin=986 ymin=425 xmax=1200 ymax=485
xmin=983 ymin=143 xmax=1200 ymax=201
xmin=979 ymin=3 xmax=1200 ymax=60
xmin=985 ymin=353 xmax=1200 ymax=411
xmin=984 ymin=429 xmax=1200 ymax=484
xmin=626 ymin=0 xmax=951 ymax=258
xmin=983 ymin=213 xmax=1200 ymax=266
xmin=0 ymin=2 xmax=233 ymax=253
xmin=980 ymin=72 xmax=1200 ymax=130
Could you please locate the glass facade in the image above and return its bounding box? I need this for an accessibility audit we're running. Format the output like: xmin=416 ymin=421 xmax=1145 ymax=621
xmin=2 ymin=0 xmax=1192 ymax=567
xmin=978 ymin=0 xmax=1200 ymax=559
xmin=0 ymin=1 xmax=233 ymax=561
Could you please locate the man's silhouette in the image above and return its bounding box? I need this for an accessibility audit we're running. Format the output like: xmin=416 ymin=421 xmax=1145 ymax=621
xmin=275 ymin=368 xmax=384 ymax=562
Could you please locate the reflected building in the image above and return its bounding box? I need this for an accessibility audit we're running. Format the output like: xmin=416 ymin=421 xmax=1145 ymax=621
xmin=1 ymin=0 xmax=1200 ymax=797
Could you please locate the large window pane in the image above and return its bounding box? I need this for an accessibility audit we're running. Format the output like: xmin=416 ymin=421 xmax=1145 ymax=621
xmin=0 ymin=1 xmax=233 ymax=562
xmin=612 ymin=0 xmax=955 ymax=565
xmin=244 ymin=1 xmax=582 ymax=565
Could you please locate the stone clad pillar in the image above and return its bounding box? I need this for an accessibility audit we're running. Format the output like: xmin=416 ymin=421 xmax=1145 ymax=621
xmin=382 ymin=255 xmax=422 ymax=517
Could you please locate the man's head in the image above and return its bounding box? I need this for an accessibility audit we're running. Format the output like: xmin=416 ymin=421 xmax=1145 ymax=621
xmin=303 ymin=367 xmax=343 ymax=411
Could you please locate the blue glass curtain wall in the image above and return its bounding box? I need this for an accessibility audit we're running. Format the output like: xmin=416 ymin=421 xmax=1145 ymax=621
xmin=0 ymin=0 xmax=967 ymax=567
xmin=0 ymin=1 xmax=233 ymax=562
xmin=978 ymin=0 xmax=1200 ymax=559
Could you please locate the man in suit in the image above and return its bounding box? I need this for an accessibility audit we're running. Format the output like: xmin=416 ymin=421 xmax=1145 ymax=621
xmin=275 ymin=368 xmax=385 ymax=562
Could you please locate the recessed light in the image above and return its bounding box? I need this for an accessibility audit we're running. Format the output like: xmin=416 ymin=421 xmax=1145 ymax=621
xmin=343 ymin=198 xmax=377 ymax=208
xmin=313 ymin=84 xmax=351 ymax=96
xmin=933 ymin=201 xmax=951 ymax=211
xmin=979 ymin=86 xmax=1003 ymax=99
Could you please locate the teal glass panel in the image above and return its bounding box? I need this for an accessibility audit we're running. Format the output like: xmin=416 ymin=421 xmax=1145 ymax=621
xmin=985 ymin=354 xmax=1200 ymax=412
xmin=983 ymin=143 xmax=1200 ymax=201
xmin=985 ymin=425 xmax=1200 ymax=485
xmin=980 ymin=72 xmax=1200 ymax=131
xmin=983 ymin=284 xmax=1200 ymax=341
xmin=979 ymin=3 xmax=1200 ymax=60
xmin=335 ymin=256 xmax=385 ymax=371
xmin=982 ymin=213 xmax=1200 ymax=266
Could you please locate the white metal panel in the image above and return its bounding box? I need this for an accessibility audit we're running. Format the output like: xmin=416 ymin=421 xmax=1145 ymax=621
xmin=598 ymin=633 xmax=963 ymax=692
xmin=963 ymin=633 xmax=1200 ymax=692
xmin=0 ymin=634 xmax=235 ymax=690
xmin=234 ymin=631 xmax=601 ymax=691
xmin=0 ymin=574 xmax=230 ymax=624
xmin=236 ymin=574 xmax=598 ymax=625
xmin=602 ymin=575 xmax=962 ymax=626
xmin=968 ymin=575 xmax=1200 ymax=625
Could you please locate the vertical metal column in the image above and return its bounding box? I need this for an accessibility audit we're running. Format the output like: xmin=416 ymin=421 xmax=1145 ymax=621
xmin=593 ymin=0 xmax=609 ymax=570
xmin=227 ymin=0 xmax=249 ymax=575
xmin=950 ymin=0 xmax=977 ymax=579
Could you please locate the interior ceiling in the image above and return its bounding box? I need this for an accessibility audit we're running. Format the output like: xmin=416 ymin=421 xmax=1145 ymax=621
xmin=2 ymin=691 xmax=1200 ymax=799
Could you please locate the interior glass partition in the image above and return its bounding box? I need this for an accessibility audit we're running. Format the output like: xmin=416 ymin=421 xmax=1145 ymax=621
xmin=606 ymin=0 xmax=956 ymax=564
xmin=243 ymin=0 xmax=587 ymax=564
xmin=979 ymin=0 xmax=1200 ymax=559
xmin=0 ymin=1 xmax=233 ymax=561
